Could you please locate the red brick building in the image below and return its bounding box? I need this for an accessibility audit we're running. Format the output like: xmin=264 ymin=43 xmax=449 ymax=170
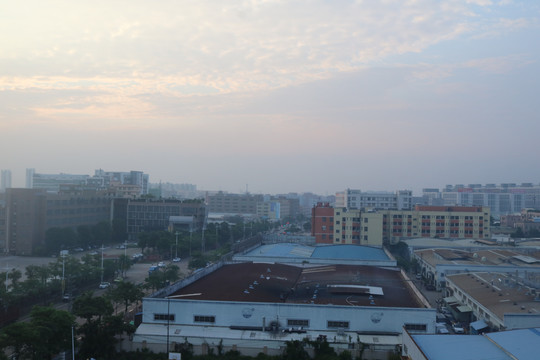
xmin=311 ymin=202 xmax=334 ymax=244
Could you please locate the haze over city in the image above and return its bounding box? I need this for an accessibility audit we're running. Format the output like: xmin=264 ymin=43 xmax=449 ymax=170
xmin=1 ymin=1 xmax=539 ymax=195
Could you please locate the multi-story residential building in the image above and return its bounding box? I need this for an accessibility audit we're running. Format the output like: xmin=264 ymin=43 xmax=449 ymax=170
xmin=421 ymin=188 xmax=443 ymax=206
xmin=500 ymin=209 xmax=540 ymax=235
xmin=382 ymin=206 xmax=490 ymax=244
xmin=440 ymin=183 xmax=540 ymax=217
xmin=311 ymin=202 xmax=335 ymax=244
xmin=313 ymin=205 xmax=490 ymax=247
xmin=333 ymin=207 xmax=384 ymax=247
xmin=206 ymin=192 xmax=263 ymax=215
xmin=256 ymin=201 xmax=280 ymax=220
xmin=0 ymin=188 xmax=112 ymax=255
xmin=1 ymin=170 xmax=12 ymax=192
xmin=272 ymin=196 xmax=300 ymax=219
xmin=112 ymin=198 xmax=207 ymax=242
xmin=335 ymin=189 xmax=413 ymax=210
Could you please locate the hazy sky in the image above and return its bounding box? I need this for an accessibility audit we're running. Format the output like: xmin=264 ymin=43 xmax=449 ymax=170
xmin=1 ymin=1 xmax=539 ymax=195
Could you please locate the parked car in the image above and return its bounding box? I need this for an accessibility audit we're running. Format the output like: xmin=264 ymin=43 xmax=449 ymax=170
xmin=99 ymin=282 xmax=110 ymax=289
xmin=172 ymin=257 xmax=181 ymax=262
xmin=158 ymin=261 xmax=165 ymax=268
xmin=437 ymin=326 xmax=449 ymax=334
xmin=452 ymin=323 xmax=465 ymax=334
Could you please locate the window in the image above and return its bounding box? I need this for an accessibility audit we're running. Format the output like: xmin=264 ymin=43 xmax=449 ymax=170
xmin=328 ymin=321 xmax=349 ymax=328
xmin=194 ymin=315 xmax=215 ymax=323
xmin=288 ymin=319 xmax=309 ymax=327
xmin=404 ymin=323 xmax=426 ymax=331
xmin=322 ymin=225 xmax=326 ymax=230
xmin=154 ymin=314 xmax=175 ymax=321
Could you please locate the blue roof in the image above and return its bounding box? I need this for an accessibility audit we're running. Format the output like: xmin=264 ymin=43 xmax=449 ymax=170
xmin=244 ymin=243 xmax=314 ymax=258
xmin=412 ymin=335 xmax=513 ymax=360
xmin=312 ymin=245 xmax=389 ymax=261
xmin=242 ymin=244 xmax=389 ymax=261
xmin=486 ymin=328 xmax=540 ymax=360
xmin=470 ymin=319 xmax=488 ymax=330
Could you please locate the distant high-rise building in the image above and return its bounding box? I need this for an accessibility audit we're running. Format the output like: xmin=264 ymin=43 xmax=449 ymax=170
xmin=206 ymin=191 xmax=264 ymax=215
xmin=25 ymin=168 xmax=149 ymax=195
xmin=25 ymin=168 xmax=88 ymax=193
xmin=335 ymin=189 xmax=413 ymax=210
xmin=441 ymin=183 xmax=540 ymax=216
xmin=0 ymin=188 xmax=111 ymax=255
xmin=0 ymin=170 xmax=11 ymax=192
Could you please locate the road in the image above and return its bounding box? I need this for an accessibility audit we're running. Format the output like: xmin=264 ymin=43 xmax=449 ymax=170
xmin=0 ymin=245 xmax=189 ymax=290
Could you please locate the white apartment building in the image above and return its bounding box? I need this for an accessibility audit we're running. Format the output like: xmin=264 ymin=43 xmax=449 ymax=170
xmin=437 ymin=183 xmax=540 ymax=217
xmin=336 ymin=189 xmax=412 ymax=210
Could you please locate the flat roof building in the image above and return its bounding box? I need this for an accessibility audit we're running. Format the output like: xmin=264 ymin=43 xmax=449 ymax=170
xmin=133 ymin=247 xmax=434 ymax=357
xmin=402 ymin=327 xmax=540 ymax=360
xmin=413 ymin=247 xmax=540 ymax=291
xmin=444 ymin=272 xmax=540 ymax=331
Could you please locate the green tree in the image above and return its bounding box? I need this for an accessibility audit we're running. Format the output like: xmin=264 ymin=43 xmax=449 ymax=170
xmin=72 ymin=291 xmax=114 ymax=323
xmin=511 ymin=227 xmax=524 ymax=238
xmin=109 ymin=281 xmax=144 ymax=314
xmin=29 ymin=306 xmax=76 ymax=359
xmin=72 ymin=291 xmax=126 ymax=359
xmin=0 ymin=321 xmax=37 ymax=359
xmin=283 ymin=340 xmax=310 ymax=360
xmin=145 ymin=270 xmax=166 ymax=292
xmin=118 ymin=254 xmax=133 ymax=277
xmin=0 ymin=306 xmax=74 ymax=360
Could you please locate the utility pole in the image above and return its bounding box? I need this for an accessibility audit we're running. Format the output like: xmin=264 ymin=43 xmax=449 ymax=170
xmin=100 ymin=244 xmax=105 ymax=284
xmin=175 ymin=231 xmax=179 ymax=259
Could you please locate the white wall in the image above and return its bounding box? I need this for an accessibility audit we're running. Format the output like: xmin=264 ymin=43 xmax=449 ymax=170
xmin=143 ymin=298 xmax=436 ymax=334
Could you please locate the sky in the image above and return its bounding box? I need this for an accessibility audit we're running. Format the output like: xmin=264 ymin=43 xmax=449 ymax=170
xmin=1 ymin=0 xmax=539 ymax=195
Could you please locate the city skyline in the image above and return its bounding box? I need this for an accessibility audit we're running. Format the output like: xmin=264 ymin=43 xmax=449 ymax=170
xmin=1 ymin=1 xmax=539 ymax=195
xmin=5 ymin=167 xmax=540 ymax=197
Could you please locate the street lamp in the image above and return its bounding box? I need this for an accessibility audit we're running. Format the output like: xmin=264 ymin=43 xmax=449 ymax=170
xmin=189 ymin=225 xmax=193 ymax=257
xmin=174 ymin=231 xmax=179 ymax=259
xmin=201 ymin=225 xmax=205 ymax=253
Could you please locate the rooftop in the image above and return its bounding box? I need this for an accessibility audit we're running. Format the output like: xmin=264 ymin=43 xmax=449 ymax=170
xmin=241 ymin=243 xmax=390 ymax=261
xmin=415 ymin=248 xmax=540 ymax=269
xmin=411 ymin=334 xmax=513 ymax=360
xmin=446 ymin=272 xmax=540 ymax=320
xmin=170 ymin=262 xmax=424 ymax=308
xmin=410 ymin=328 xmax=540 ymax=360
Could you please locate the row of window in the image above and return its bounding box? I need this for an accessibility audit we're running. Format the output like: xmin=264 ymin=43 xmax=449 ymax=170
xmin=152 ymin=315 xmax=427 ymax=331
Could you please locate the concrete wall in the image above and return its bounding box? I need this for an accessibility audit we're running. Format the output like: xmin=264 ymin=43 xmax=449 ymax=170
xmin=142 ymin=298 xmax=436 ymax=334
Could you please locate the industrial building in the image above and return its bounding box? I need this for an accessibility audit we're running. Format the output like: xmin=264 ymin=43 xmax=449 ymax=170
xmin=444 ymin=272 xmax=540 ymax=331
xmin=133 ymin=245 xmax=434 ymax=357
xmin=0 ymin=188 xmax=112 ymax=255
xmin=402 ymin=327 xmax=540 ymax=360
xmin=111 ymin=198 xmax=207 ymax=242
xmin=413 ymin=247 xmax=540 ymax=291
